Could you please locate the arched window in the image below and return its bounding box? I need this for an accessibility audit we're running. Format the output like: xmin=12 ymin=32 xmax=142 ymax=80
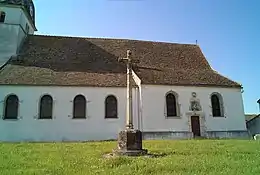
xmin=211 ymin=93 xmax=223 ymax=117
xmin=0 ymin=11 xmax=6 ymax=23
xmin=73 ymin=95 xmax=86 ymax=119
xmin=39 ymin=95 xmax=53 ymax=119
xmin=166 ymin=92 xmax=177 ymax=117
xmin=105 ymin=95 xmax=118 ymax=119
xmin=4 ymin=94 xmax=19 ymax=120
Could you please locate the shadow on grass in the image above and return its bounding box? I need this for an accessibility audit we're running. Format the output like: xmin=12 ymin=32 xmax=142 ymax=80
xmin=102 ymin=151 xmax=169 ymax=159
xmin=145 ymin=152 xmax=168 ymax=158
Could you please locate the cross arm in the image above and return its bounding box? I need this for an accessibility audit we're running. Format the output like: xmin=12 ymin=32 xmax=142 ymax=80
xmin=117 ymin=50 xmax=140 ymax=64
xmin=118 ymin=57 xmax=140 ymax=64
xmin=118 ymin=57 xmax=129 ymax=62
xmin=131 ymin=59 xmax=140 ymax=64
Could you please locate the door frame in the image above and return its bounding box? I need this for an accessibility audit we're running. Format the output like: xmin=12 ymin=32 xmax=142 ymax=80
xmin=186 ymin=111 xmax=206 ymax=137
xmin=191 ymin=116 xmax=201 ymax=137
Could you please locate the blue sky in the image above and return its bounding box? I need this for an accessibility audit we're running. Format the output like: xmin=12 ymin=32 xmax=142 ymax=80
xmin=34 ymin=0 xmax=260 ymax=114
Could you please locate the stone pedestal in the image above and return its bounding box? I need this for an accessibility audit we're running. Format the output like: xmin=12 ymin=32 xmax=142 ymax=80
xmin=113 ymin=129 xmax=148 ymax=156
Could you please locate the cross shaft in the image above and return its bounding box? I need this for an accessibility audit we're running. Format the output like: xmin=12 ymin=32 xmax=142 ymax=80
xmin=118 ymin=50 xmax=138 ymax=130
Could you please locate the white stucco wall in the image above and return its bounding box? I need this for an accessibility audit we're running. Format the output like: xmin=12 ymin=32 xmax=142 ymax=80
xmin=0 ymin=84 xmax=247 ymax=141
xmin=0 ymin=6 xmax=34 ymax=67
xmin=141 ymin=85 xmax=247 ymax=132
xmin=0 ymin=86 xmax=142 ymax=141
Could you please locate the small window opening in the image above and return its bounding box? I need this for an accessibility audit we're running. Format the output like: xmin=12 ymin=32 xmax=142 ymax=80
xmin=0 ymin=11 xmax=6 ymax=23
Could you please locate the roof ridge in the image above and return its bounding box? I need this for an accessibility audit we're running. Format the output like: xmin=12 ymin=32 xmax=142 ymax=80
xmin=247 ymin=114 xmax=260 ymax=123
xmin=32 ymin=34 xmax=198 ymax=46
xmin=245 ymin=114 xmax=258 ymax=116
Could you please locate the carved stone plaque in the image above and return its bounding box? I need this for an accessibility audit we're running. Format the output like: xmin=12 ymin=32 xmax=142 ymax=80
xmin=189 ymin=92 xmax=202 ymax=111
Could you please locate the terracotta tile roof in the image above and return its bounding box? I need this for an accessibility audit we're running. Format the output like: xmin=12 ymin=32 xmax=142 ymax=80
xmin=0 ymin=35 xmax=241 ymax=88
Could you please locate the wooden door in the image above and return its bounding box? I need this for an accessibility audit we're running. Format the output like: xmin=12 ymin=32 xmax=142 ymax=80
xmin=191 ymin=116 xmax=201 ymax=137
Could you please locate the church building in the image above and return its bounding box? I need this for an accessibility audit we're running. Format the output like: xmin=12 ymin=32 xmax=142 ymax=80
xmin=0 ymin=1 xmax=248 ymax=142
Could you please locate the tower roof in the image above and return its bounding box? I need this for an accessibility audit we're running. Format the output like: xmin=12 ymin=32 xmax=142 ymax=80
xmin=0 ymin=0 xmax=36 ymax=28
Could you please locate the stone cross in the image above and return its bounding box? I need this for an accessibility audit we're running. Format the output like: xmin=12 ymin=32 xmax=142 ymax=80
xmin=118 ymin=50 xmax=139 ymax=130
xmin=113 ymin=50 xmax=148 ymax=156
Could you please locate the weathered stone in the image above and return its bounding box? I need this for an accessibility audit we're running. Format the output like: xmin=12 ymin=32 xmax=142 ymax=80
xmin=113 ymin=129 xmax=148 ymax=156
xmin=118 ymin=129 xmax=142 ymax=150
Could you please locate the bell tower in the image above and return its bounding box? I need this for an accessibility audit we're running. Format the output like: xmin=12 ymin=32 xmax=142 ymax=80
xmin=0 ymin=0 xmax=37 ymax=67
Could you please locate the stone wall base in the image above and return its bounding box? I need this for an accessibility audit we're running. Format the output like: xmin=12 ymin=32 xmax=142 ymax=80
xmin=143 ymin=131 xmax=193 ymax=140
xmin=205 ymin=130 xmax=250 ymax=139
xmin=0 ymin=130 xmax=250 ymax=142
xmin=142 ymin=130 xmax=250 ymax=140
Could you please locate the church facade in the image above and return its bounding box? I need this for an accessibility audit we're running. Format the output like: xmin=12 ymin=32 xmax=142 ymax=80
xmin=0 ymin=1 xmax=248 ymax=142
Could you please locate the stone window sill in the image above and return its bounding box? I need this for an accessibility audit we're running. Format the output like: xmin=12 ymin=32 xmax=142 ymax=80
xmin=105 ymin=117 xmax=118 ymax=119
xmin=166 ymin=116 xmax=181 ymax=119
xmin=72 ymin=118 xmax=87 ymax=120
xmin=2 ymin=118 xmax=19 ymax=121
xmin=38 ymin=118 xmax=53 ymax=120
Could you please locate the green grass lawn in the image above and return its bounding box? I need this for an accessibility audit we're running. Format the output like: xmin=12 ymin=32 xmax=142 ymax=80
xmin=0 ymin=140 xmax=260 ymax=175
